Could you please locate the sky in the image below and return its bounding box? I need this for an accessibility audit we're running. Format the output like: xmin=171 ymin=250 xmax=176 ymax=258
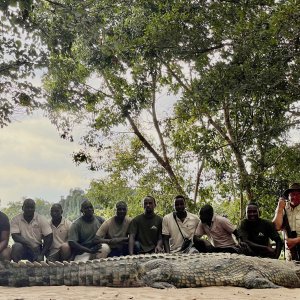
xmin=0 ymin=112 xmax=97 ymax=208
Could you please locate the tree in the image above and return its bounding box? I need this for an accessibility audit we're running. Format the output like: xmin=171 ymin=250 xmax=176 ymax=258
xmin=2 ymin=201 xmax=22 ymax=220
xmin=2 ymin=1 xmax=300 ymax=217
xmin=169 ymin=0 xmax=300 ymax=213
xmin=59 ymin=188 xmax=85 ymax=220
xmin=0 ymin=1 xmax=45 ymax=126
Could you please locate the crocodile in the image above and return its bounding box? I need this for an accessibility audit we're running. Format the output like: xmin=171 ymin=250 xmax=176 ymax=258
xmin=0 ymin=253 xmax=299 ymax=289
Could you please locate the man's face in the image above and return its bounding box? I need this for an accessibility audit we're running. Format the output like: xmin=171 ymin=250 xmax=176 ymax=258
xmin=144 ymin=197 xmax=156 ymax=214
xmin=116 ymin=204 xmax=127 ymax=219
xmin=22 ymin=200 xmax=35 ymax=218
xmin=246 ymin=205 xmax=259 ymax=221
xmin=81 ymin=201 xmax=94 ymax=217
xmin=289 ymin=191 xmax=300 ymax=207
xmin=174 ymin=198 xmax=185 ymax=213
xmin=200 ymin=211 xmax=213 ymax=226
xmin=51 ymin=205 xmax=63 ymax=220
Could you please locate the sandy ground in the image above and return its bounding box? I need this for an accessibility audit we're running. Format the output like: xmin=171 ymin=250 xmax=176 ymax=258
xmin=0 ymin=286 xmax=299 ymax=300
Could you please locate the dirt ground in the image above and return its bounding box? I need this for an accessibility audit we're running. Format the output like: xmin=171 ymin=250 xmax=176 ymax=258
xmin=0 ymin=286 xmax=299 ymax=300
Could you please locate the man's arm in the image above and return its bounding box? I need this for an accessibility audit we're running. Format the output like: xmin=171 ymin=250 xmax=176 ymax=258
xmin=268 ymin=222 xmax=284 ymax=259
xmin=68 ymin=240 xmax=100 ymax=254
xmin=154 ymin=218 xmax=164 ymax=253
xmin=241 ymin=237 xmax=275 ymax=256
xmin=40 ymin=233 xmax=53 ymax=259
xmin=128 ymin=233 xmax=136 ymax=255
xmin=162 ymin=216 xmax=170 ymax=253
xmin=93 ymin=236 xmax=128 ymax=247
xmin=162 ymin=234 xmax=170 ymax=253
xmin=93 ymin=221 xmax=108 ymax=245
xmin=0 ymin=213 xmax=10 ymax=253
xmin=232 ymin=229 xmax=239 ymax=239
xmin=11 ymin=233 xmax=33 ymax=249
xmin=286 ymin=236 xmax=300 ymax=250
xmin=273 ymin=237 xmax=283 ymax=259
xmin=272 ymin=198 xmax=286 ymax=231
xmin=0 ymin=230 xmax=9 ymax=253
xmin=154 ymin=237 xmax=164 ymax=253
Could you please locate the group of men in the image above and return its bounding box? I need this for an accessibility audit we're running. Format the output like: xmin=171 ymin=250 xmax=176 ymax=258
xmin=0 ymin=182 xmax=300 ymax=263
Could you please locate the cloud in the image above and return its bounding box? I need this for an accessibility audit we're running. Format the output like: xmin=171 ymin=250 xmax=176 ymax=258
xmin=0 ymin=113 xmax=97 ymax=207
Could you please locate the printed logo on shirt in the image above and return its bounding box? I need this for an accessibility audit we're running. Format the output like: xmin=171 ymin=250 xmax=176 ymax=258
xmin=258 ymin=232 xmax=264 ymax=237
xmin=150 ymin=225 xmax=158 ymax=230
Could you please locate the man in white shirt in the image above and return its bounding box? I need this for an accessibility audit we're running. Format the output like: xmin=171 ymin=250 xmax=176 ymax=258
xmin=162 ymin=195 xmax=199 ymax=253
xmin=11 ymin=198 xmax=53 ymax=262
xmin=47 ymin=203 xmax=72 ymax=262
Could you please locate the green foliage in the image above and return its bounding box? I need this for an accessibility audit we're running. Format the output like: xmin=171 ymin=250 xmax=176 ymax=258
xmin=214 ymin=198 xmax=241 ymax=227
xmin=2 ymin=201 xmax=22 ymax=220
xmin=35 ymin=198 xmax=52 ymax=217
xmin=0 ymin=1 xmax=45 ymax=126
xmin=1 ymin=0 xmax=300 ymax=220
xmin=59 ymin=188 xmax=86 ymax=221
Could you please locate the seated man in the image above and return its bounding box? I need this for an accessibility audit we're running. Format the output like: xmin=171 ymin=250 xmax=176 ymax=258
xmin=128 ymin=196 xmax=163 ymax=255
xmin=11 ymin=198 xmax=53 ymax=262
xmin=47 ymin=203 xmax=72 ymax=262
xmin=162 ymin=195 xmax=199 ymax=253
xmin=68 ymin=200 xmax=105 ymax=261
xmin=194 ymin=204 xmax=241 ymax=253
xmin=239 ymin=202 xmax=283 ymax=259
xmin=0 ymin=210 xmax=11 ymax=260
xmin=94 ymin=201 xmax=131 ymax=257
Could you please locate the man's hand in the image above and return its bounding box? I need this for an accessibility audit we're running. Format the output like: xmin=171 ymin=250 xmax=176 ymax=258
xmin=287 ymin=237 xmax=300 ymax=250
xmin=89 ymin=244 xmax=102 ymax=254
xmin=31 ymin=246 xmax=43 ymax=262
xmin=237 ymin=242 xmax=253 ymax=255
xmin=36 ymin=254 xmax=44 ymax=262
xmin=265 ymin=246 xmax=276 ymax=258
xmin=154 ymin=244 xmax=164 ymax=253
xmin=277 ymin=198 xmax=286 ymax=211
xmin=110 ymin=237 xmax=128 ymax=246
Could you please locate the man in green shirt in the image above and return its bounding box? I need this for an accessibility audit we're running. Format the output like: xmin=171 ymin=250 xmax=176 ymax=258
xmin=68 ymin=200 xmax=105 ymax=261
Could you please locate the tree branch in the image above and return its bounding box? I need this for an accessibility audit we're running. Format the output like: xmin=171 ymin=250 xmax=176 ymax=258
xmin=0 ymin=60 xmax=29 ymax=73
xmin=151 ymin=72 xmax=169 ymax=163
xmin=193 ymin=158 xmax=205 ymax=203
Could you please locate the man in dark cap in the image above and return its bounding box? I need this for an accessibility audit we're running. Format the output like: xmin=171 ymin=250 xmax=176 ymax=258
xmin=273 ymin=183 xmax=300 ymax=261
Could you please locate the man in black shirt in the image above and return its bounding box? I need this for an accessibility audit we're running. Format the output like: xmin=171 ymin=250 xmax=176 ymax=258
xmin=238 ymin=202 xmax=282 ymax=259
xmin=128 ymin=196 xmax=163 ymax=255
